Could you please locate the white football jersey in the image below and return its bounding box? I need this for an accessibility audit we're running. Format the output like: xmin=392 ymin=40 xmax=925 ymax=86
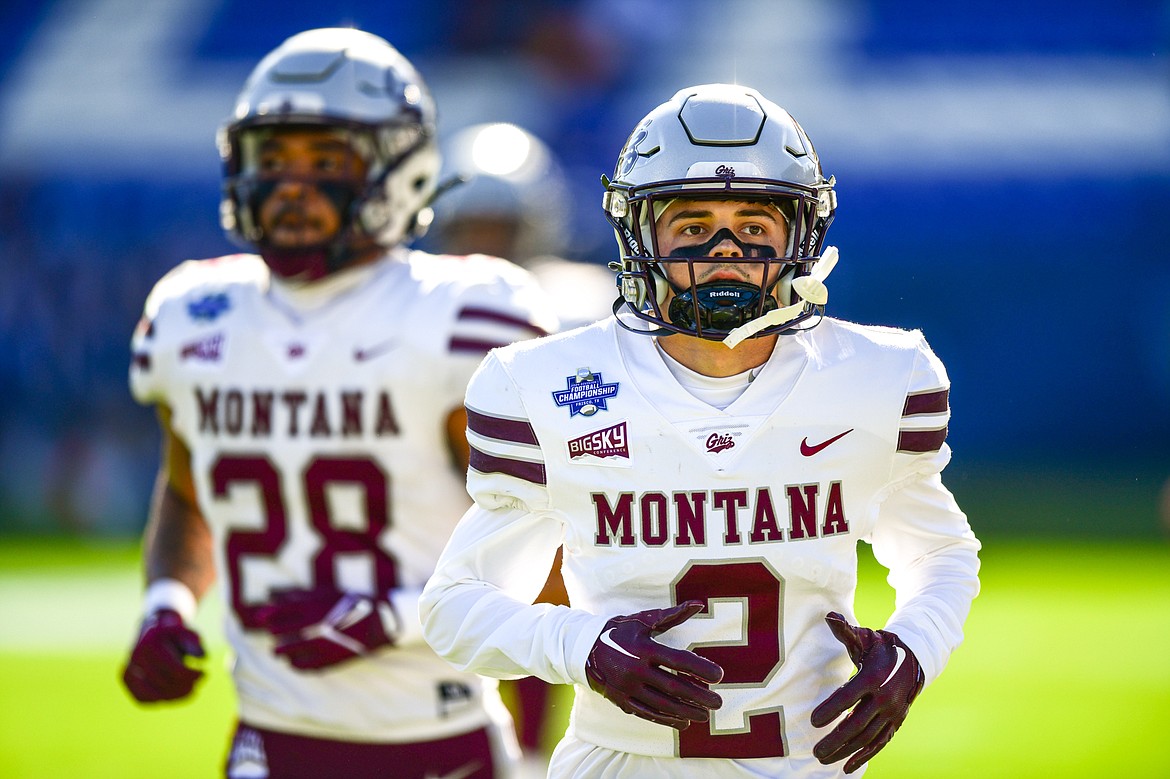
xmin=130 ymin=248 xmax=557 ymax=742
xmin=421 ymin=314 xmax=980 ymax=771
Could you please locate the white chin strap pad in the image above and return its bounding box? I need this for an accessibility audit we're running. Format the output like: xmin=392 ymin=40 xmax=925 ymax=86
xmin=722 ymin=246 xmax=838 ymax=349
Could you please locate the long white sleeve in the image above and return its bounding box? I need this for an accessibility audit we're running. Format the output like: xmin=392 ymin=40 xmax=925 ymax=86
xmin=869 ymin=468 xmax=981 ymax=685
xmin=420 ymin=503 xmax=607 ymax=686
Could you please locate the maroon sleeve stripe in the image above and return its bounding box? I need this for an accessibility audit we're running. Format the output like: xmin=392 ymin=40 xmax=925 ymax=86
xmin=448 ymin=337 xmax=514 ymax=355
xmin=134 ymin=317 xmax=156 ymax=340
xmin=457 ymin=306 xmax=549 ymax=337
xmin=902 ymin=388 xmax=949 ymax=417
xmin=469 ymin=447 xmax=547 ymax=485
xmin=466 ymin=407 xmax=539 ymax=445
xmin=132 ymin=352 xmax=151 ymax=370
xmin=897 ymin=427 xmax=948 ymax=454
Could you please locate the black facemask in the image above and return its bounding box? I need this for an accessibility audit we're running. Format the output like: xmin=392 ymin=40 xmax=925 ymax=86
xmin=246 ymin=178 xmax=362 ymax=282
xmin=662 ymin=229 xmax=786 ymax=335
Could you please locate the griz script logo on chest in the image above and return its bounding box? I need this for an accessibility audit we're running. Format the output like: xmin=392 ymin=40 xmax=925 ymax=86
xmin=592 ymin=483 xmax=849 ymax=547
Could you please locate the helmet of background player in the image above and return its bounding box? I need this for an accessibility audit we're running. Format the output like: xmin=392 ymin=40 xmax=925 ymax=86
xmin=431 ymin=122 xmax=571 ymax=263
xmin=602 ymin=83 xmax=837 ymax=341
xmin=217 ymin=28 xmax=440 ymax=282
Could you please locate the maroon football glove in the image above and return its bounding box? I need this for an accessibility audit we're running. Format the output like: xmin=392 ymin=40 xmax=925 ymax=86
xmin=254 ymin=589 xmax=397 ymax=671
xmin=585 ymin=600 xmax=724 ymax=729
xmin=811 ymin=612 xmax=925 ymax=774
xmin=122 ymin=608 xmax=206 ymax=703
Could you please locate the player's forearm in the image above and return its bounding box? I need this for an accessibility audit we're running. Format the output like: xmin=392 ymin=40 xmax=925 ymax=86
xmin=870 ymin=471 xmax=981 ymax=684
xmin=420 ymin=503 xmax=603 ymax=684
xmin=421 ymin=578 xmax=604 ymax=686
xmin=882 ymin=542 xmax=981 ymax=684
xmin=142 ymin=471 xmax=215 ymax=601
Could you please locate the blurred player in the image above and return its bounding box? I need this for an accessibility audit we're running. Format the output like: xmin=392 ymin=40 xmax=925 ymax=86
xmin=432 ymin=122 xmax=616 ymax=330
xmin=430 ymin=121 xmax=615 ymax=777
xmin=120 ymin=28 xmax=555 ymax=779
xmin=421 ymin=84 xmax=981 ymax=777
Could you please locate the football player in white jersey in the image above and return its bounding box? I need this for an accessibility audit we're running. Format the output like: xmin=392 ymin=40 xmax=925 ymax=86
xmin=431 ymin=121 xmax=618 ymax=777
xmin=420 ymin=84 xmax=981 ymax=778
xmin=120 ymin=28 xmax=556 ymax=779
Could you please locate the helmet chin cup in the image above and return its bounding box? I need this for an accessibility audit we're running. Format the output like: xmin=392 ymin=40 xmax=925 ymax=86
xmin=667 ymin=280 xmax=779 ymax=336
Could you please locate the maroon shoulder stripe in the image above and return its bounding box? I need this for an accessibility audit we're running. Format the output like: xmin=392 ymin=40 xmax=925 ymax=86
xmin=449 ymin=337 xmax=514 ymax=355
xmin=466 ymin=407 xmax=539 ymax=445
xmin=469 ymin=447 xmax=547 ymax=485
xmin=897 ymin=427 xmax=948 ymax=454
xmin=457 ymin=306 xmax=549 ymax=338
xmin=132 ymin=352 xmax=151 ymax=370
xmin=902 ymin=389 xmax=949 ymax=417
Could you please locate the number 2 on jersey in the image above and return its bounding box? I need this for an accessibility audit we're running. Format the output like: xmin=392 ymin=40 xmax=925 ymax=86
xmin=674 ymin=559 xmax=787 ymax=759
xmin=211 ymin=454 xmax=398 ymax=629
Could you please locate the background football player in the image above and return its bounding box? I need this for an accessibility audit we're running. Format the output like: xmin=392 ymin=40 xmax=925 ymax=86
xmin=120 ymin=28 xmax=556 ymax=779
xmin=430 ymin=121 xmax=616 ymax=331
xmin=429 ymin=120 xmax=617 ymax=777
xmin=421 ymin=84 xmax=981 ymax=777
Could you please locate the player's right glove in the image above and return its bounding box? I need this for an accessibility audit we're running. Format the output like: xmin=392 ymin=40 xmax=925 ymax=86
xmin=585 ymin=600 xmax=724 ymax=729
xmin=122 ymin=608 xmax=206 ymax=703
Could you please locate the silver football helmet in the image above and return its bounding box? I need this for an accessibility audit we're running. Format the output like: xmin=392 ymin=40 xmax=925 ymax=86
xmin=218 ymin=28 xmax=440 ymax=279
xmin=431 ymin=122 xmax=571 ymax=262
xmin=603 ymin=84 xmax=837 ymax=343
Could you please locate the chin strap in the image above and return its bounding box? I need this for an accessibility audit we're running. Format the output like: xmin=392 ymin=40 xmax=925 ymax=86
xmin=721 ymin=246 xmax=839 ymax=349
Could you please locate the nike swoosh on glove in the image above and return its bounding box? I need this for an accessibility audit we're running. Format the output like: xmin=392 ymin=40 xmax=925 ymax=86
xmin=254 ymin=589 xmax=397 ymax=671
xmin=811 ymin=612 xmax=925 ymax=774
xmin=585 ymin=600 xmax=724 ymax=729
xmin=122 ymin=608 xmax=206 ymax=702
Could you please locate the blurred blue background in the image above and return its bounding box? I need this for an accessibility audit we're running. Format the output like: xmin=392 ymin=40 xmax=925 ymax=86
xmin=0 ymin=0 xmax=1167 ymax=536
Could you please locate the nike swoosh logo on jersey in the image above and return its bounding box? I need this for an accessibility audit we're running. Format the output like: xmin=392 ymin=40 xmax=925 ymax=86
xmin=424 ymin=760 xmax=483 ymax=779
xmin=800 ymin=429 xmax=853 ymax=456
xmin=353 ymin=339 xmax=399 ymax=362
xmin=599 ymin=628 xmax=640 ymax=659
xmin=882 ymin=646 xmax=907 ymax=687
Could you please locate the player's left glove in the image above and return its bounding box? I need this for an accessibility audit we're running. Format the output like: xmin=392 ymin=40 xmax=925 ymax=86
xmin=254 ymin=589 xmax=398 ymax=671
xmin=810 ymin=612 xmax=925 ymax=774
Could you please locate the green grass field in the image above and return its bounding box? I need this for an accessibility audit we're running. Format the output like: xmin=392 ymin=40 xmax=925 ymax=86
xmin=1 ymin=536 xmax=1168 ymax=778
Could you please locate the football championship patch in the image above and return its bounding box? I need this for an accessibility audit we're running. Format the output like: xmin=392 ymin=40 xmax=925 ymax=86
xmin=187 ymin=292 xmax=231 ymax=322
xmin=552 ymin=368 xmax=619 ymax=417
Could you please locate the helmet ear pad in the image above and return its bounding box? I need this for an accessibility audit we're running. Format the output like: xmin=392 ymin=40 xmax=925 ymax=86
xmin=359 ymin=136 xmax=441 ymax=244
